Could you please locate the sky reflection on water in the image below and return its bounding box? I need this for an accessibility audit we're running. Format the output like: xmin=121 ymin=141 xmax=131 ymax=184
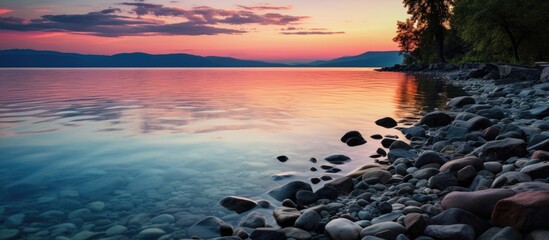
xmin=0 ymin=68 xmax=463 ymax=214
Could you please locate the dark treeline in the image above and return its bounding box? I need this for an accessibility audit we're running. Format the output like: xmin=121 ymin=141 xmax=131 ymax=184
xmin=394 ymin=0 xmax=549 ymax=64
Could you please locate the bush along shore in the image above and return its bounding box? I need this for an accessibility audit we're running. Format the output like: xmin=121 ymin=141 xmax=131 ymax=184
xmin=202 ymin=63 xmax=549 ymax=240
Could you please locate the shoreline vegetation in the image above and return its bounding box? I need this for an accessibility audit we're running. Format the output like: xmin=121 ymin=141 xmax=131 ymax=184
xmin=202 ymin=63 xmax=549 ymax=240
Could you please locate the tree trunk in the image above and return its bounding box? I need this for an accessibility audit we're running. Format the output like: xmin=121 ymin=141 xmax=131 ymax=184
xmin=435 ymin=26 xmax=446 ymax=63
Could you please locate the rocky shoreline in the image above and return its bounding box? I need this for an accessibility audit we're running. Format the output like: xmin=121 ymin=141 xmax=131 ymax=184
xmin=0 ymin=64 xmax=548 ymax=240
xmin=206 ymin=64 xmax=549 ymax=240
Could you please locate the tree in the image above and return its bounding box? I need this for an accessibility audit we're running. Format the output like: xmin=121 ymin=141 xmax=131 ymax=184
xmin=453 ymin=0 xmax=549 ymax=62
xmin=400 ymin=0 xmax=455 ymax=63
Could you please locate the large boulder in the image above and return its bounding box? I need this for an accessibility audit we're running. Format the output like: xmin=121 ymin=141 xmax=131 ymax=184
xmin=441 ymin=189 xmax=516 ymax=218
xmin=325 ymin=176 xmax=354 ymax=195
xmin=375 ymin=117 xmax=398 ymax=128
xmin=471 ymin=138 xmax=527 ymax=161
xmin=219 ymin=196 xmax=257 ymax=214
xmin=325 ymin=218 xmax=362 ymax=240
xmin=498 ymin=65 xmax=541 ymax=81
xmin=439 ymin=156 xmax=484 ymax=172
xmin=268 ymin=181 xmax=312 ymax=202
xmin=492 ymin=190 xmax=549 ymax=231
xmin=447 ymin=96 xmax=476 ymax=108
xmin=273 ymin=207 xmax=301 ymax=228
xmin=418 ymin=111 xmax=453 ymax=127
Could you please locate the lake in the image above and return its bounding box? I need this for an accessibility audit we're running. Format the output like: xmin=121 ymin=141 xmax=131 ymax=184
xmin=0 ymin=68 xmax=463 ymax=235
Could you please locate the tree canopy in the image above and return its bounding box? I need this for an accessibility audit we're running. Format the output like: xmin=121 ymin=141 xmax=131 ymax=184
xmin=395 ymin=0 xmax=549 ymax=64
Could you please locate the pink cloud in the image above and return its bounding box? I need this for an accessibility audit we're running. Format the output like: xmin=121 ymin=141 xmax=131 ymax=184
xmin=0 ymin=9 xmax=12 ymax=15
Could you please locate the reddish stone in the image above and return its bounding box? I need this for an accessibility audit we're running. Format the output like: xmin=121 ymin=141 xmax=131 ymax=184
xmin=531 ymin=150 xmax=549 ymax=161
xmin=440 ymin=156 xmax=484 ymax=172
xmin=492 ymin=191 xmax=549 ymax=231
xmin=441 ymin=189 xmax=516 ymax=218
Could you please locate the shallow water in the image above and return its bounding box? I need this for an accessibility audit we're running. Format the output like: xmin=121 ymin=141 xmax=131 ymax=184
xmin=0 ymin=68 xmax=464 ymax=219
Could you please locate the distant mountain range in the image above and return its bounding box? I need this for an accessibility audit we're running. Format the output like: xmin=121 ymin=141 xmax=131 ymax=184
xmin=0 ymin=49 xmax=403 ymax=67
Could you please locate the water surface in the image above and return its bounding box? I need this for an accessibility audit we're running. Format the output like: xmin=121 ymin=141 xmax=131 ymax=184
xmin=0 ymin=68 xmax=462 ymax=216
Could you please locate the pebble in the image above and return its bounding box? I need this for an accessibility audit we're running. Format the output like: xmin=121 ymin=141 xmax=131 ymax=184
xmin=135 ymin=228 xmax=166 ymax=239
xmin=0 ymin=229 xmax=19 ymax=240
xmin=86 ymin=201 xmax=105 ymax=212
xmin=105 ymin=225 xmax=128 ymax=236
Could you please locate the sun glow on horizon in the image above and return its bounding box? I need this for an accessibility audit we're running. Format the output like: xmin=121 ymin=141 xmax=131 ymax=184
xmin=0 ymin=1 xmax=408 ymax=62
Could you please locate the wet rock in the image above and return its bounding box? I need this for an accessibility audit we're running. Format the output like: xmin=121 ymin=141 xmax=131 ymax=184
xmin=315 ymin=186 xmax=338 ymax=200
xmin=268 ymin=181 xmax=312 ymax=202
xmin=0 ymin=229 xmax=19 ymax=240
xmin=273 ymin=207 xmax=301 ymax=227
xmin=150 ymin=214 xmax=175 ymax=224
xmin=418 ymin=111 xmax=453 ymax=128
xmin=528 ymin=139 xmax=549 ymax=151
xmin=388 ymin=149 xmax=417 ymax=163
xmin=310 ymin=178 xmax=321 ymax=184
xmin=324 ymin=154 xmax=351 ymax=164
xmin=402 ymin=126 xmax=426 ymax=138
xmin=487 ymin=226 xmax=522 ymax=240
xmin=389 ymin=140 xmax=412 ymax=150
xmin=498 ymin=65 xmax=541 ymax=82
xmin=440 ymin=156 xmax=483 ymax=173
xmin=239 ymin=211 xmax=266 ymax=229
xmin=325 ymin=176 xmax=354 ymax=195
xmin=86 ymin=201 xmax=105 ymax=212
xmin=531 ymin=150 xmax=549 ymax=160
xmin=362 ymin=169 xmax=392 ymax=184
xmin=361 ymin=222 xmax=406 ymax=239
xmin=220 ymin=224 xmax=234 ymax=236
xmin=483 ymin=126 xmax=501 ymax=141
xmin=472 ymin=138 xmax=527 ymax=160
xmin=404 ymin=213 xmax=427 ymax=237
xmin=441 ymin=189 xmax=516 ymax=218
xmin=376 ymin=117 xmax=398 ymax=128
xmin=465 ymin=116 xmax=493 ymax=131
xmin=233 ymin=228 xmax=249 ymax=239
xmin=277 ymin=155 xmax=289 ymax=162
xmin=325 ymin=218 xmax=362 ymax=240
xmin=282 ymin=199 xmax=297 ymax=208
xmin=135 ymin=228 xmax=165 ymax=239
xmin=412 ymin=168 xmax=440 ymax=180
xmin=520 ymin=161 xmax=549 ymax=179
xmin=492 ymin=190 xmax=549 ymax=231
xmin=527 ymin=229 xmax=549 ymax=240
xmin=341 ymin=131 xmax=363 ymax=142
xmin=521 ymin=105 xmax=549 ymax=119
xmin=250 ymin=228 xmax=286 ymax=240
xmin=432 ymin=208 xmax=490 ymax=237
xmin=382 ymin=138 xmax=397 ymax=148
xmin=188 ymin=216 xmax=225 ymax=239
xmin=105 ymin=225 xmax=127 ymax=236
xmin=371 ymin=134 xmax=383 ymax=139
xmin=415 ymin=151 xmax=447 ymax=168
xmin=294 ymin=210 xmax=321 ymax=231
xmin=372 ymin=212 xmax=401 ymax=224
xmin=4 ymin=214 xmax=25 ymax=227
xmin=68 ymin=208 xmax=92 ymax=220
xmin=457 ymin=165 xmax=476 ymax=182
xmin=424 ymin=224 xmax=475 ymax=240
xmin=283 ymin=227 xmax=312 ymax=240
xmin=428 ymin=172 xmax=458 ymax=190
xmin=492 ymin=171 xmax=532 ymax=188
xmin=296 ymin=190 xmax=318 ymax=206
xmin=448 ymin=96 xmax=476 ymax=108
xmin=484 ymin=162 xmax=502 ymax=174
xmin=347 ymin=137 xmax=367 ymax=147
xmin=219 ymin=196 xmax=257 ymax=214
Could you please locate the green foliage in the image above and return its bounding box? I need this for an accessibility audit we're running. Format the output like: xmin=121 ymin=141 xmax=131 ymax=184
xmin=452 ymin=0 xmax=549 ymax=63
xmin=394 ymin=0 xmax=549 ymax=64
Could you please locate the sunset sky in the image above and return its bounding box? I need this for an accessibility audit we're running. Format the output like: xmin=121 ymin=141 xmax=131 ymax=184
xmin=0 ymin=0 xmax=408 ymax=62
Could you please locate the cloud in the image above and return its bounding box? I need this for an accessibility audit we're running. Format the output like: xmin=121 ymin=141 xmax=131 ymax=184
xmin=281 ymin=31 xmax=345 ymax=35
xmin=0 ymin=3 xmax=309 ymax=37
xmin=0 ymin=8 xmax=244 ymax=37
xmin=0 ymin=9 xmax=12 ymax=15
xmin=236 ymin=5 xmax=292 ymax=11
xmin=121 ymin=3 xmax=307 ymax=25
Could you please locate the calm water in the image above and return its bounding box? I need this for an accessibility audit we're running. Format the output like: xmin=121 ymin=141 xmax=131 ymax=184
xmin=0 ymin=68 xmax=462 ymax=217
